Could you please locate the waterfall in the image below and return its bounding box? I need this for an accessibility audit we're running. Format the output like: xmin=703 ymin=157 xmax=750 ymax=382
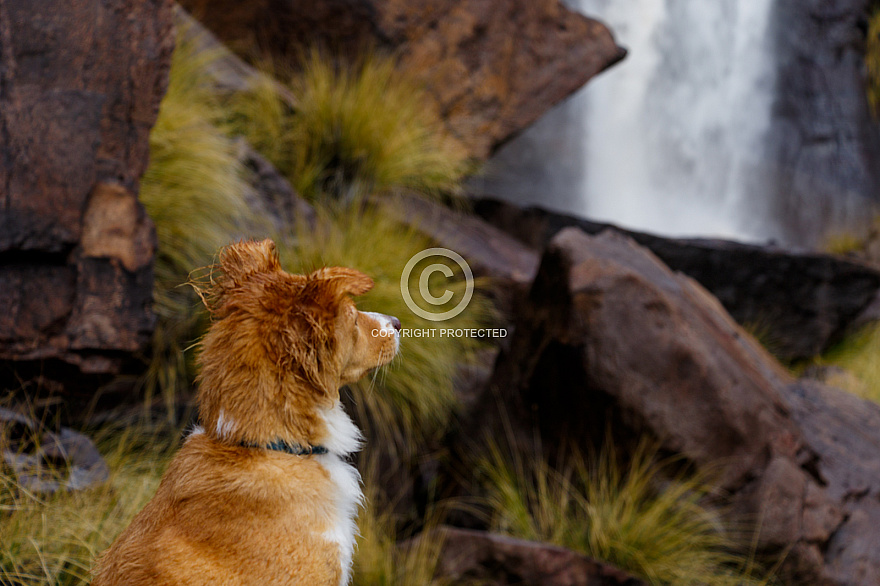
xmin=472 ymin=0 xmax=779 ymax=243
xmin=579 ymin=0 xmax=778 ymax=241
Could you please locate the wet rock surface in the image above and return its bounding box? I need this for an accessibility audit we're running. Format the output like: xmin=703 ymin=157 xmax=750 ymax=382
xmin=235 ymin=139 xmax=317 ymax=233
xmin=379 ymin=194 xmax=539 ymax=316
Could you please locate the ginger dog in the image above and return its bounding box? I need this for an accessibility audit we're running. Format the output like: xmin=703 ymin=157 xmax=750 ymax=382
xmin=92 ymin=239 xmax=400 ymax=586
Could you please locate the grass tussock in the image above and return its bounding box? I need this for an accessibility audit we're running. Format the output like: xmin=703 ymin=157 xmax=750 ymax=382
xmin=480 ymin=439 xmax=772 ymax=586
xmin=229 ymin=51 xmax=471 ymax=202
xmin=277 ymin=202 xmax=493 ymax=444
xmin=139 ymin=30 xmax=259 ymax=414
xmin=817 ymin=323 xmax=880 ymax=403
xmin=0 ymin=422 xmax=180 ymax=585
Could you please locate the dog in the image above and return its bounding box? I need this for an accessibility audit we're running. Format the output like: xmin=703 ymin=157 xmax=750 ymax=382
xmin=91 ymin=238 xmax=400 ymax=586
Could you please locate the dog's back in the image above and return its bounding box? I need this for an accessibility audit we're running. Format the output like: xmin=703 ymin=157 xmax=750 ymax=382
xmin=93 ymin=432 xmax=346 ymax=585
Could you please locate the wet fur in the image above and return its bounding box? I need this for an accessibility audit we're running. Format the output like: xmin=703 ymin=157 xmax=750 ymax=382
xmin=92 ymin=239 xmax=399 ymax=586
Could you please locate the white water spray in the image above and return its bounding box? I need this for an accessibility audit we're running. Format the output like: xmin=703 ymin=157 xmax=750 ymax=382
xmin=474 ymin=0 xmax=778 ymax=243
xmin=577 ymin=0 xmax=777 ymax=241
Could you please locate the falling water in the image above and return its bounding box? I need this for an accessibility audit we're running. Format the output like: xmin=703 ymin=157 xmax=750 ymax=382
xmin=472 ymin=0 xmax=779 ymax=243
xmin=579 ymin=0 xmax=778 ymax=241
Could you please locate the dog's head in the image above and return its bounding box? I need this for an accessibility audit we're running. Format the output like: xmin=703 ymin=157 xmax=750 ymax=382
xmin=194 ymin=239 xmax=399 ymax=446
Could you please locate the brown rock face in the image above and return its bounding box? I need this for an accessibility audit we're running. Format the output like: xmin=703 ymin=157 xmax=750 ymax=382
xmin=478 ymin=227 xmax=880 ymax=584
xmin=179 ymin=0 xmax=625 ymax=158
xmin=0 ymin=0 xmax=173 ymax=386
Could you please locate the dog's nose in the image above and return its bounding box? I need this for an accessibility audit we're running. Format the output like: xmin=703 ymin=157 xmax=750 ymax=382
xmin=390 ymin=316 xmax=401 ymax=331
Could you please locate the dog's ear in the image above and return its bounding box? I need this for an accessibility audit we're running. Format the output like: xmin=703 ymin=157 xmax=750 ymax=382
xmin=219 ymin=239 xmax=281 ymax=284
xmin=308 ymin=267 xmax=374 ymax=299
xmin=191 ymin=239 xmax=283 ymax=313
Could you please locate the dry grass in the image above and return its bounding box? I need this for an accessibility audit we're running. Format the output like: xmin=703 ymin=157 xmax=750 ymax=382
xmin=229 ymin=50 xmax=472 ymax=202
xmin=0 ymin=421 xmax=180 ymax=585
xmin=820 ymin=231 xmax=866 ymax=256
xmin=480 ymin=438 xmax=774 ymax=586
xmin=142 ymin=36 xmax=481 ymax=424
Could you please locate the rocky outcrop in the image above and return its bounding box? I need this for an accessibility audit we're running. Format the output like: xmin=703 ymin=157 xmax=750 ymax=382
xmin=178 ymin=0 xmax=626 ymax=158
xmin=476 ymin=227 xmax=880 ymax=584
xmin=473 ymin=197 xmax=880 ymax=361
xmin=0 ymin=0 xmax=173 ymax=385
xmin=409 ymin=527 xmax=646 ymax=586
xmin=767 ymin=0 xmax=880 ymax=245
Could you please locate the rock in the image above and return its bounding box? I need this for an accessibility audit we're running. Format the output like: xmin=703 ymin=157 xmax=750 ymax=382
xmin=766 ymin=0 xmax=880 ymax=246
xmin=178 ymin=0 xmax=626 ymax=159
xmin=487 ymin=228 xmax=803 ymax=485
xmin=377 ymin=194 xmax=539 ymax=316
xmin=0 ymin=0 xmax=173 ymax=388
xmin=406 ymin=527 xmax=646 ymax=586
xmin=473 ymin=197 xmax=880 ymax=361
xmin=0 ymin=407 xmax=109 ymax=493
xmin=234 ymin=139 xmax=316 ymax=234
xmin=473 ymin=227 xmax=880 ymax=584
xmin=782 ymin=380 xmax=880 ymax=584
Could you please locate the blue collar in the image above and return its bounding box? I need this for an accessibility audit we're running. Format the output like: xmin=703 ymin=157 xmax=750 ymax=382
xmin=242 ymin=440 xmax=328 ymax=456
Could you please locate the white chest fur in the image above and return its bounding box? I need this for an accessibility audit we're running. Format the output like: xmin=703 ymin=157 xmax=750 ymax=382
xmin=316 ymin=403 xmax=364 ymax=586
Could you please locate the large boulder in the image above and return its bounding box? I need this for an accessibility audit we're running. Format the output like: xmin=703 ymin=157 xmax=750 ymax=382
xmin=178 ymin=0 xmax=626 ymax=159
xmin=476 ymin=227 xmax=880 ymax=584
xmin=0 ymin=0 xmax=173 ymax=390
xmin=473 ymin=197 xmax=880 ymax=361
